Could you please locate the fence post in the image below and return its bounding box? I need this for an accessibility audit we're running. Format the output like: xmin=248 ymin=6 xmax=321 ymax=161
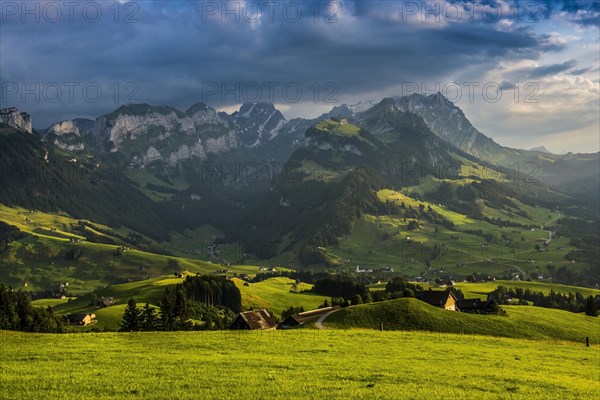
xmin=379 ymin=322 xmax=383 ymax=332
xmin=585 ymin=337 xmax=590 ymax=347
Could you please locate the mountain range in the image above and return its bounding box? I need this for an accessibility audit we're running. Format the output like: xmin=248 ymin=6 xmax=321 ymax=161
xmin=1 ymin=93 xmax=598 ymax=286
xmin=31 ymin=93 xmax=599 ymax=195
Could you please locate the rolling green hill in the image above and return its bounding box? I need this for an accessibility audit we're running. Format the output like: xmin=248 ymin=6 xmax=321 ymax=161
xmin=321 ymin=184 xmax=587 ymax=281
xmin=328 ymin=214 xmax=578 ymax=279
xmin=0 ymin=204 xmax=266 ymax=293
xmin=325 ymin=298 xmax=600 ymax=342
xmin=43 ymin=274 xmax=188 ymax=330
xmin=37 ymin=275 xmax=326 ymax=330
xmin=0 ymin=123 xmax=165 ymax=239
xmin=236 ymin=115 xmax=464 ymax=257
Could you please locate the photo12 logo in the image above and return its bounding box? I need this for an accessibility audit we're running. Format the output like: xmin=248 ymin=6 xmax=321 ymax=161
xmin=199 ymin=1 xmax=341 ymax=23
xmin=1 ymin=82 xmax=139 ymax=104
xmin=395 ymin=1 xmax=542 ymax=24
xmin=0 ymin=1 xmax=139 ymax=23
xmin=401 ymin=81 xmax=539 ymax=104
xmin=202 ymin=81 xmax=339 ymax=104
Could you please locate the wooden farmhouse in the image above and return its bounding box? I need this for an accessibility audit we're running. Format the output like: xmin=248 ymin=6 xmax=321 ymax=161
xmin=67 ymin=313 xmax=96 ymax=326
xmin=230 ymin=309 xmax=277 ymax=330
xmin=416 ymin=290 xmax=457 ymax=310
xmin=95 ymin=297 xmax=114 ymax=308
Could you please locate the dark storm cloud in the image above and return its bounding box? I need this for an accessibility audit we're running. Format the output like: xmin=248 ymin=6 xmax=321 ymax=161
xmin=499 ymin=80 xmax=517 ymax=90
xmin=0 ymin=0 xmax=594 ymax=127
xmin=570 ymin=68 xmax=591 ymax=76
xmin=573 ymin=15 xmax=600 ymax=27
xmin=513 ymin=59 xmax=578 ymax=80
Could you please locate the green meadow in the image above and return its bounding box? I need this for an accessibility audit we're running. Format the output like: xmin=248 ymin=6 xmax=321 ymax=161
xmin=454 ymin=280 xmax=600 ymax=300
xmin=0 ymin=204 xmax=289 ymax=293
xmin=1 ymin=329 xmax=598 ymax=400
xmin=314 ymin=119 xmax=361 ymax=136
xmin=45 ymin=275 xmax=190 ymax=330
xmin=31 ymin=275 xmax=329 ymax=330
xmin=233 ymin=277 xmax=329 ymax=314
xmin=327 ymin=187 xmax=580 ymax=278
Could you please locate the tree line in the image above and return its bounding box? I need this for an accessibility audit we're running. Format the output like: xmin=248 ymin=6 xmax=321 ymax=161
xmin=0 ymin=284 xmax=64 ymax=332
xmin=488 ymin=285 xmax=598 ymax=316
xmin=120 ymin=275 xmax=240 ymax=331
xmin=313 ymin=276 xmax=465 ymax=308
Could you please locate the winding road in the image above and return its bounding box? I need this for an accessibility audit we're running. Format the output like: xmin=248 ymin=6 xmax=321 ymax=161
xmin=315 ymin=309 xmax=340 ymax=330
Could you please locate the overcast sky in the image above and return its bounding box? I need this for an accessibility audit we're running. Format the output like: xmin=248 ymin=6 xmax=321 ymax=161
xmin=1 ymin=0 xmax=598 ymax=153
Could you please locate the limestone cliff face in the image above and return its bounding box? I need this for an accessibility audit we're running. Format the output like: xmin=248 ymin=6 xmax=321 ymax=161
xmin=52 ymin=139 xmax=85 ymax=151
xmin=204 ymin=131 xmax=237 ymax=154
xmin=45 ymin=118 xmax=94 ymax=137
xmin=43 ymin=118 xmax=94 ymax=150
xmin=167 ymin=141 xmax=206 ymax=167
xmin=0 ymin=108 xmax=32 ymax=133
xmin=41 ymin=102 xmax=293 ymax=167
xmin=93 ymin=109 xmax=194 ymax=151
xmin=46 ymin=120 xmax=83 ymax=137
xmin=185 ymin=102 xmax=227 ymax=125
xmin=143 ymin=146 xmax=164 ymax=165
xmin=88 ymin=104 xmax=238 ymax=165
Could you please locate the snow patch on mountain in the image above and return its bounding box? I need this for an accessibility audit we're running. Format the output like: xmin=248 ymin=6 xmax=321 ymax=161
xmin=347 ymin=100 xmax=376 ymax=114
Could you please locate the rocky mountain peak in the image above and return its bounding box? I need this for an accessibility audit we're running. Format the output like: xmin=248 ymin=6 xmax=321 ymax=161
xmin=185 ymin=102 xmax=210 ymax=116
xmin=0 ymin=107 xmax=32 ymax=133
xmin=384 ymin=92 xmax=504 ymax=160
xmin=44 ymin=118 xmax=94 ymax=137
xmin=221 ymin=102 xmax=287 ymax=147
xmin=237 ymin=102 xmax=277 ymax=117
xmin=530 ymin=146 xmax=552 ymax=154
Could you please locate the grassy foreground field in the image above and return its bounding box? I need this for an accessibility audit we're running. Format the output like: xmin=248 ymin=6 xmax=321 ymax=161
xmin=1 ymin=330 xmax=598 ymax=400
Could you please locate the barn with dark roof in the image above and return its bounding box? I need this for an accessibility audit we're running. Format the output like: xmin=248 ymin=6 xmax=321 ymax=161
xmin=229 ymin=309 xmax=277 ymax=330
xmin=278 ymin=306 xmax=341 ymax=329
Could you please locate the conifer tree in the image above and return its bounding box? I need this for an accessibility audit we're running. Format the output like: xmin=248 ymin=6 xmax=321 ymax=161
xmin=141 ymin=303 xmax=159 ymax=331
xmin=160 ymin=286 xmax=176 ymax=331
xmin=585 ymin=296 xmax=598 ymax=317
xmin=120 ymin=298 xmax=142 ymax=332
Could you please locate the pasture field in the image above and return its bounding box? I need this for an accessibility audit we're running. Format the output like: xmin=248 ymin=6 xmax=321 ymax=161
xmin=233 ymin=277 xmax=329 ymax=314
xmin=39 ymin=276 xmax=327 ymax=330
xmin=46 ymin=274 xmax=189 ymax=330
xmin=30 ymin=297 xmax=74 ymax=307
xmin=36 ymin=276 xmax=600 ymax=331
xmin=315 ymin=119 xmax=361 ymax=136
xmin=0 ymin=204 xmax=269 ymax=292
xmin=330 ymin=203 xmax=581 ymax=278
xmin=454 ymin=280 xmax=600 ymax=300
xmin=0 ymin=329 xmax=598 ymax=400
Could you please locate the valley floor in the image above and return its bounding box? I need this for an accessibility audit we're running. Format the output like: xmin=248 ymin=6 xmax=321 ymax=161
xmin=1 ymin=330 xmax=598 ymax=400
